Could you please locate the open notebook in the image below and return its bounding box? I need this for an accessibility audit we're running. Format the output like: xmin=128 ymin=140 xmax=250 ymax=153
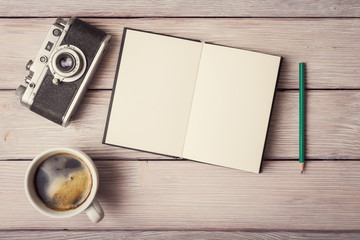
xmin=103 ymin=28 xmax=281 ymax=173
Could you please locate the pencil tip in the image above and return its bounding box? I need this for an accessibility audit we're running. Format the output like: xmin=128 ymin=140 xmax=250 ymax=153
xmin=299 ymin=162 xmax=305 ymax=173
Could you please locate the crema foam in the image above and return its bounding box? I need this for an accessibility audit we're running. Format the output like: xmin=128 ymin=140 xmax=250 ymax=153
xmin=34 ymin=153 xmax=92 ymax=211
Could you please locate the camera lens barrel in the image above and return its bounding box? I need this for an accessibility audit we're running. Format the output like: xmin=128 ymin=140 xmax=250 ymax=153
xmin=49 ymin=45 xmax=86 ymax=83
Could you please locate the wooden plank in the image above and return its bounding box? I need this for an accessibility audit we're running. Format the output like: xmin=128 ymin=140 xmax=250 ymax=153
xmin=0 ymin=1 xmax=360 ymax=17
xmin=2 ymin=230 xmax=360 ymax=240
xmin=0 ymin=90 xmax=166 ymax=160
xmin=1 ymin=160 xmax=360 ymax=230
xmin=2 ymin=90 xmax=360 ymax=160
xmin=2 ymin=18 xmax=360 ymax=90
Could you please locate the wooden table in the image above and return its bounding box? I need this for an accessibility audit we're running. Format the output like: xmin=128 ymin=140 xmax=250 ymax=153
xmin=1 ymin=1 xmax=360 ymax=239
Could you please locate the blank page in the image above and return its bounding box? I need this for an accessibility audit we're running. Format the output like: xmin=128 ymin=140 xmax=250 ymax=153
xmin=104 ymin=29 xmax=203 ymax=157
xmin=182 ymin=43 xmax=281 ymax=173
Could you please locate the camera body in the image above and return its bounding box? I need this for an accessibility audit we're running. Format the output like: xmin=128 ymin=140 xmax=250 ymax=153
xmin=16 ymin=17 xmax=111 ymax=127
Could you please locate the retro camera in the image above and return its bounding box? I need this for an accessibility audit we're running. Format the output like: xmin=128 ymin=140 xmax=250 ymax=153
xmin=16 ymin=17 xmax=111 ymax=126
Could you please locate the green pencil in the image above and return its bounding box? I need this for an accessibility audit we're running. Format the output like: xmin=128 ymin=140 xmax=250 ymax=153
xmin=299 ymin=62 xmax=305 ymax=173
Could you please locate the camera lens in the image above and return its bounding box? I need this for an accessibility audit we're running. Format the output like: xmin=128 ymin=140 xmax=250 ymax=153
xmin=50 ymin=45 xmax=87 ymax=82
xmin=56 ymin=53 xmax=76 ymax=72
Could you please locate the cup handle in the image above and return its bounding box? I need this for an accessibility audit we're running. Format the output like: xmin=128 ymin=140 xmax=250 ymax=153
xmin=85 ymin=198 xmax=104 ymax=223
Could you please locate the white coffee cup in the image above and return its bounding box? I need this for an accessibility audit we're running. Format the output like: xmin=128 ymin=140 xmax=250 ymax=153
xmin=24 ymin=148 xmax=104 ymax=223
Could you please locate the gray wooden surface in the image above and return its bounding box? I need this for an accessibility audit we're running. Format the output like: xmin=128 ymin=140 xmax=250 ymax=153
xmin=1 ymin=161 xmax=360 ymax=230
xmin=1 ymin=1 xmax=360 ymax=239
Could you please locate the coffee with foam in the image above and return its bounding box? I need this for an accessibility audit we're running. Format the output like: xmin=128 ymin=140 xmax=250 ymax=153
xmin=34 ymin=153 xmax=92 ymax=211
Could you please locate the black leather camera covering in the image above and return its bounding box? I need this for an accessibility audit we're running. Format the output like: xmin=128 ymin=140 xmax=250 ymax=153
xmin=30 ymin=18 xmax=107 ymax=125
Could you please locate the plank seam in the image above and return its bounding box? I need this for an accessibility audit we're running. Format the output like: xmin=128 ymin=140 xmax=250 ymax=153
xmin=3 ymin=159 xmax=360 ymax=161
xmin=2 ymin=229 xmax=360 ymax=233
xmin=1 ymin=16 xmax=360 ymax=19
xmin=3 ymin=89 xmax=360 ymax=91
